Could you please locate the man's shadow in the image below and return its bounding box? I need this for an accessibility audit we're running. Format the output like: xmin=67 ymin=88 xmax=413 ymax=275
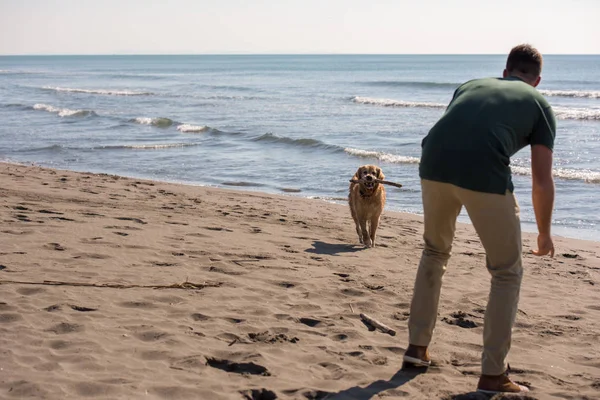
xmin=305 ymin=241 xmax=364 ymax=256
xmin=326 ymin=367 xmax=497 ymax=400
xmin=325 ymin=366 xmax=426 ymax=400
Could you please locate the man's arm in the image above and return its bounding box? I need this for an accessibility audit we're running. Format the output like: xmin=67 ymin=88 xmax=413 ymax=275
xmin=531 ymin=144 xmax=555 ymax=257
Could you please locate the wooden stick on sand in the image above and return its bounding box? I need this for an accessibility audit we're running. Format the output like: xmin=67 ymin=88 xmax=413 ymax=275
xmin=360 ymin=313 xmax=397 ymax=336
xmin=349 ymin=179 xmax=403 ymax=188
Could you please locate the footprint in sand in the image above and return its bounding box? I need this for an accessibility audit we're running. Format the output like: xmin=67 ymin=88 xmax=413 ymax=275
xmin=46 ymin=322 xmax=84 ymax=334
xmin=134 ymin=330 xmax=169 ymax=342
xmin=223 ymin=317 xmax=245 ymax=324
xmin=17 ymin=287 xmax=46 ymax=296
xmin=38 ymin=209 xmax=63 ymax=215
xmin=119 ymin=301 xmax=158 ymax=309
xmin=331 ymin=333 xmax=349 ymax=341
xmin=298 ymin=317 xmax=323 ymax=327
xmin=14 ymin=214 xmax=32 ymax=222
xmin=442 ymin=311 xmax=478 ymax=328
xmin=205 ymin=358 xmax=271 ymax=376
xmin=248 ymin=331 xmax=299 ymax=344
xmin=341 ymin=288 xmax=366 ymax=297
xmin=115 ymin=217 xmax=147 ymax=225
xmin=49 ymin=216 xmax=76 ymax=222
xmin=282 ymin=389 xmax=332 ymax=400
xmin=558 ymin=314 xmax=582 ymax=321
xmin=44 ymin=243 xmax=66 ymax=251
xmin=204 ymin=226 xmax=234 ymax=232
xmin=240 ymin=389 xmax=278 ymax=400
xmin=151 ymin=261 xmax=177 ymax=267
xmin=70 ymin=305 xmax=97 ymax=312
xmin=392 ymin=312 xmax=410 ymax=321
xmin=277 ymin=282 xmax=296 ymax=288
xmin=0 ymin=313 xmax=22 ymax=324
xmin=169 ymin=355 xmax=207 ymax=372
xmin=191 ymin=313 xmax=211 ymax=321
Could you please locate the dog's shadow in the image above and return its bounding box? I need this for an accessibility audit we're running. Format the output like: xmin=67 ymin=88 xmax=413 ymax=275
xmin=305 ymin=241 xmax=364 ymax=256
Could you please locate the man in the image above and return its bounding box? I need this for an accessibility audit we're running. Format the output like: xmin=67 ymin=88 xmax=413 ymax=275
xmin=402 ymin=44 xmax=556 ymax=394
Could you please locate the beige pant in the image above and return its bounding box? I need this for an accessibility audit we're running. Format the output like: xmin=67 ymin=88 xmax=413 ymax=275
xmin=408 ymin=179 xmax=523 ymax=376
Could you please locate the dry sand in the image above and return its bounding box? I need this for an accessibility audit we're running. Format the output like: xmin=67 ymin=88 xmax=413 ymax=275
xmin=0 ymin=162 xmax=599 ymax=400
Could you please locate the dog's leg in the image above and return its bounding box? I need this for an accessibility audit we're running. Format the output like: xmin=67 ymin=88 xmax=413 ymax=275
xmin=360 ymin=219 xmax=371 ymax=247
xmin=370 ymin=216 xmax=380 ymax=247
xmin=349 ymin=202 xmax=363 ymax=244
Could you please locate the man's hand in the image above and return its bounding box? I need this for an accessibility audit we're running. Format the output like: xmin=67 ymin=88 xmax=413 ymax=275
xmin=532 ymin=233 xmax=555 ymax=257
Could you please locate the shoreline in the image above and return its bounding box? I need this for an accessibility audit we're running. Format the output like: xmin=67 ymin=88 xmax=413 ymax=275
xmin=2 ymin=160 xmax=597 ymax=244
xmin=1 ymin=161 xmax=599 ymax=399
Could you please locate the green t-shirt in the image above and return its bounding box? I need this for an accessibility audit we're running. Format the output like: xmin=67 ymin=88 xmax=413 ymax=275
xmin=419 ymin=76 xmax=556 ymax=194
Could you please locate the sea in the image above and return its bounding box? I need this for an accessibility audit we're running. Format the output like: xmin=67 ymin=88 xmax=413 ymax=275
xmin=1 ymin=55 xmax=599 ymax=242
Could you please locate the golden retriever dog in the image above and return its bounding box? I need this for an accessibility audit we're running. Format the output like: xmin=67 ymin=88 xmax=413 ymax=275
xmin=348 ymin=164 xmax=386 ymax=248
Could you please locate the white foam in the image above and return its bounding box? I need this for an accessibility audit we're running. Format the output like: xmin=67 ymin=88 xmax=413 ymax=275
xmin=540 ymin=90 xmax=600 ymax=99
xmin=132 ymin=117 xmax=174 ymax=127
xmin=345 ymin=147 xmax=599 ymax=183
xmin=33 ymin=103 xmax=94 ymax=117
xmin=43 ymin=86 xmax=153 ymax=96
xmin=553 ymin=107 xmax=600 ymax=121
xmin=134 ymin=117 xmax=154 ymax=125
xmin=344 ymin=148 xmax=420 ymax=164
xmin=103 ymin=143 xmax=197 ymax=150
xmin=352 ymin=96 xmax=446 ymax=109
xmin=512 ymin=165 xmax=600 ymax=183
xmin=176 ymin=124 xmax=209 ymax=133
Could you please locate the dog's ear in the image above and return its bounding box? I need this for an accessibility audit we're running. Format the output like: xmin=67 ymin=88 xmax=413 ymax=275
xmin=353 ymin=166 xmax=362 ymax=180
xmin=377 ymin=168 xmax=385 ymax=180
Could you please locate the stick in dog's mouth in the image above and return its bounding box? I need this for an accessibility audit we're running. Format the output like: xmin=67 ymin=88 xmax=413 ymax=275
xmin=349 ymin=179 xmax=403 ymax=189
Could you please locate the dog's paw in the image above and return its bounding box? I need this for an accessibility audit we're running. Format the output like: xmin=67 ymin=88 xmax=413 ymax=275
xmin=363 ymin=238 xmax=373 ymax=248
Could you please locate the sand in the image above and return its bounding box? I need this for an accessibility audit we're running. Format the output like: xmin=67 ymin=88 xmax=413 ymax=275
xmin=0 ymin=162 xmax=599 ymax=400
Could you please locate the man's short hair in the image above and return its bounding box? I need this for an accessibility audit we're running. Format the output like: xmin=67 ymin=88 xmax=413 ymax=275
xmin=506 ymin=44 xmax=543 ymax=78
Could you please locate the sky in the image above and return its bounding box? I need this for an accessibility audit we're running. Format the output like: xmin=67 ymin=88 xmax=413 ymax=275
xmin=1 ymin=0 xmax=599 ymax=55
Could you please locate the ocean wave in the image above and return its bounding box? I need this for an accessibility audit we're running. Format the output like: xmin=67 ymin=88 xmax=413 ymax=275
xmin=107 ymin=73 xmax=169 ymax=80
xmin=94 ymin=143 xmax=200 ymax=150
xmin=0 ymin=69 xmax=40 ymax=75
xmin=43 ymin=86 xmax=153 ymax=96
xmin=32 ymin=103 xmax=96 ymax=117
xmin=345 ymin=147 xmax=599 ymax=183
xmin=344 ymin=148 xmax=421 ymax=164
xmin=511 ymin=166 xmax=600 ymax=183
xmin=253 ymin=133 xmax=340 ymax=151
xmin=131 ymin=117 xmax=175 ymax=127
xmin=176 ymin=124 xmax=210 ymax=133
xmin=553 ymin=107 xmax=600 ymax=121
xmin=540 ymin=89 xmax=600 ymax=99
xmin=221 ymin=181 xmax=266 ymax=187
xmin=361 ymin=80 xmax=461 ymax=89
xmin=198 ymin=84 xmax=258 ymax=92
xmin=22 ymin=145 xmax=69 ymax=153
xmin=352 ymin=96 xmax=447 ymax=109
xmin=1 ymin=103 xmax=26 ymax=109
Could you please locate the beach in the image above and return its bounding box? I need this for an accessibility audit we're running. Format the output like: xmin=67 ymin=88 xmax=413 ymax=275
xmin=1 ymin=162 xmax=599 ymax=400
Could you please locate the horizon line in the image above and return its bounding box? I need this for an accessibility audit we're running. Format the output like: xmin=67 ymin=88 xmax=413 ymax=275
xmin=1 ymin=52 xmax=599 ymax=57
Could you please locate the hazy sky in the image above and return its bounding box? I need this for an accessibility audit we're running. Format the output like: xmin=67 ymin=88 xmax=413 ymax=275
xmin=1 ymin=0 xmax=598 ymax=55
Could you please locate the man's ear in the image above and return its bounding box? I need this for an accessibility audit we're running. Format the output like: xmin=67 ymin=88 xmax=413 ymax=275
xmin=533 ymin=76 xmax=541 ymax=88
